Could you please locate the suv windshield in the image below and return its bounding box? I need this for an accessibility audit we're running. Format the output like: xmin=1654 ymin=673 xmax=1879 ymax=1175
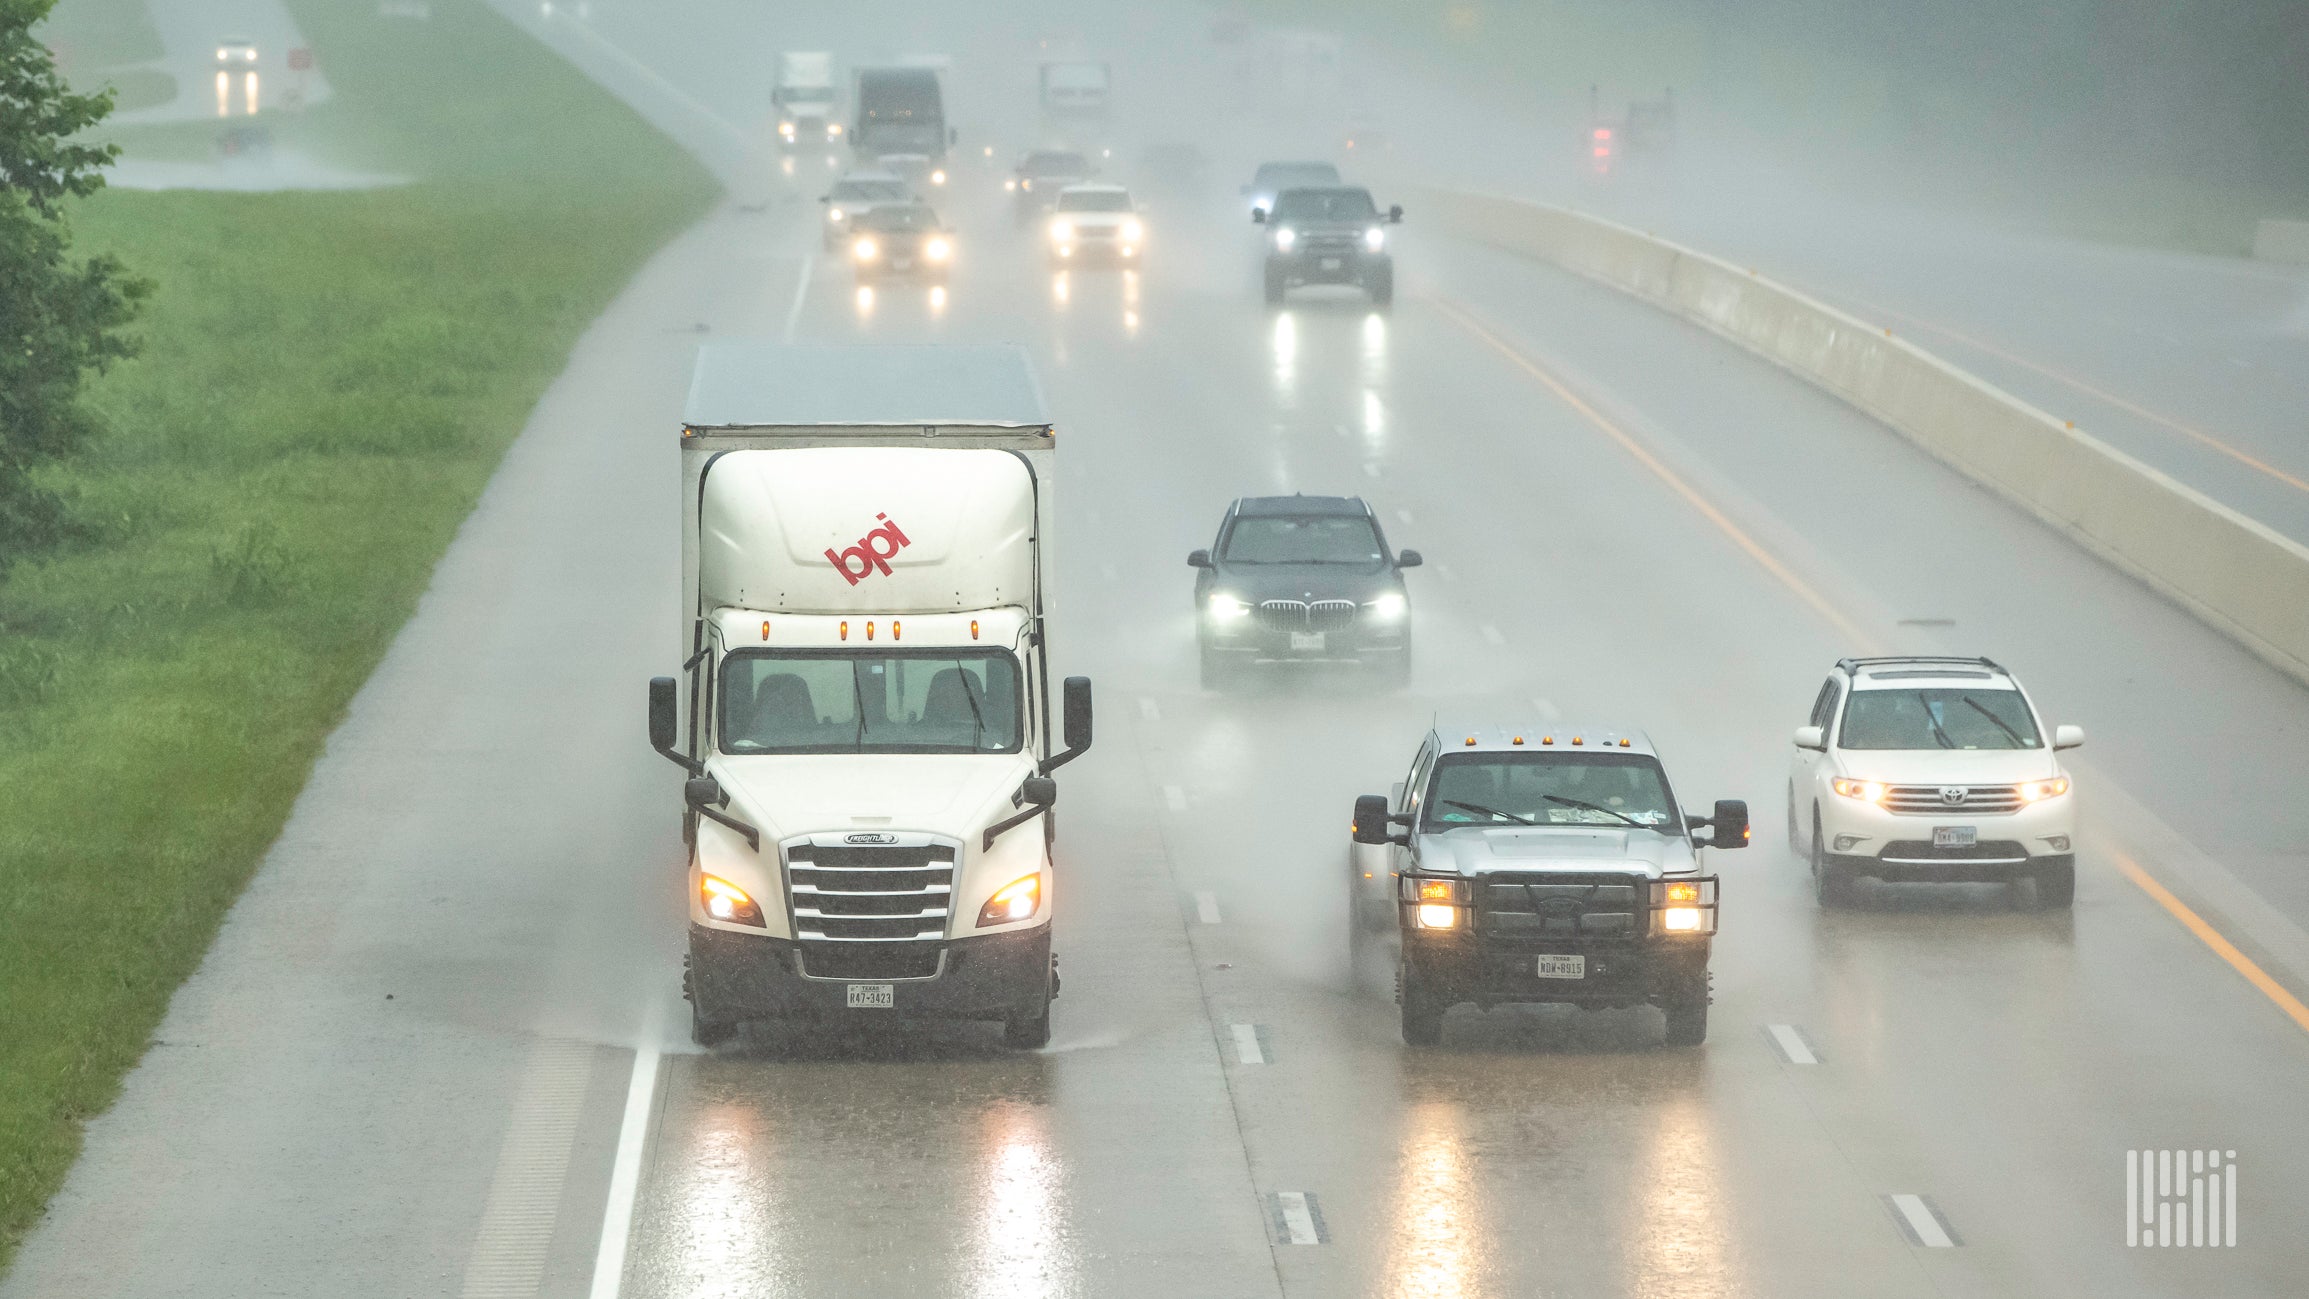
xmin=860 ymin=205 xmax=938 ymax=232
xmin=832 ymin=179 xmax=907 ymax=203
xmin=1271 ymin=189 xmax=1377 ymax=223
xmin=1058 ymin=190 xmax=1132 ymax=212
xmin=1840 ymin=687 xmax=2042 ymax=750
xmin=1255 ymin=163 xmax=1339 ymax=189
xmin=1424 ymin=753 xmax=1680 ymax=830
xmin=1222 ymin=514 xmax=1382 ymax=564
xmin=720 ymin=650 xmax=1022 ymax=754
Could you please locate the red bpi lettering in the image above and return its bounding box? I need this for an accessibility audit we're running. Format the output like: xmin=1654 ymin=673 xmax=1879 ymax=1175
xmin=825 ymin=513 xmax=912 ymax=585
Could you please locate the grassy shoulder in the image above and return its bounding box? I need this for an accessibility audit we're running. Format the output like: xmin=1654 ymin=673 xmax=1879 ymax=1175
xmin=0 ymin=0 xmax=715 ymax=1267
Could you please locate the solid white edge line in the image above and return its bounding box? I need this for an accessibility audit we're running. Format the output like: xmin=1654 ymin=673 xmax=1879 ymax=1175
xmin=1889 ymin=1193 xmax=1954 ymax=1248
xmin=1276 ymin=1191 xmax=1320 ymax=1245
xmin=586 ymin=1042 xmax=663 ymax=1299
xmin=1230 ymin=1023 xmax=1266 ymax=1065
xmin=1768 ymin=1023 xmax=1819 ymax=1065
xmin=1195 ymin=891 xmax=1221 ymax=924
xmin=780 ymin=249 xmax=816 ymax=343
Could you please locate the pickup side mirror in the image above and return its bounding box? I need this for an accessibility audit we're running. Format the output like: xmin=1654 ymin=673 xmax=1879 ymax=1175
xmin=1352 ymin=793 xmax=1399 ymax=845
xmin=1693 ymin=799 xmax=1750 ymax=849
xmin=1792 ymin=724 xmax=1825 ymax=751
xmin=1044 ymin=676 xmax=1094 ymax=773
xmin=1395 ymin=548 xmax=1422 ymax=569
xmin=1388 ymin=203 xmax=1404 ymax=223
xmin=1187 ymin=548 xmax=1213 ymax=569
xmin=2054 ymin=724 xmax=2085 ymax=750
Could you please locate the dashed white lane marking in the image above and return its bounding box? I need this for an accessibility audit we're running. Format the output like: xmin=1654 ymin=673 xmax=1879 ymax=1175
xmin=460 ymin=1039 xmax=594 ymax=1299
xmin=1163 ymin=784 xmax=1188 ymax=811
xmin=779 ymin=248 xmax=816 ymax=343
xmin=1270 ymin=1191 xmax=1327 ymax=1245
xmin=1528 ymin=696 xmax=1561 ymax=721
xmin=1138 ymin=696 xmax=1160 ymax=722
xmin=1767 ymin=1023 xmax=1820 ymax=1065
xmin=1886 ymin=1193 xmax=1958 ymax=1248
xmin=585 ymin=1035 xmax=664 ymax=1299
xmin=1361 ymin=461 xmax=1379 ymax=479
xmin=1195 ymin=891 xmax=1222 ymax=924
xmin=1480 ymin=623 xmax=1506 ymax=646
xmin=1395 ymin=508 xmax=1413 ymax=525
xmin=1230 ymin=1024 xmax=1267 ymax=1065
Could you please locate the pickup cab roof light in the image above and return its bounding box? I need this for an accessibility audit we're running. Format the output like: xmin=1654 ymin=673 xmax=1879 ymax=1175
xmin=1464 ymin=736 xmax=1477 ymax=746
xmin=1511 ymin=736 xmax=1524 ymax=746
xmin=1571 ymin=736 xmax=1584 ymax=745
xmin=891 ymin=620 xmax=900 ymax=641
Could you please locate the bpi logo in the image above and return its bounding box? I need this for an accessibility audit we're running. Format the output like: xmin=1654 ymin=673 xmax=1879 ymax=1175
xmin=824 ymin=513 xmax=912 ymax=586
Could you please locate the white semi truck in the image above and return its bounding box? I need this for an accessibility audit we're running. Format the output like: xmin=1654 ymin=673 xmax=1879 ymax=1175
xmin=647 ymin=343 xmax=1092 ymax=1049
xmin=773 ymin=51 xmax=841 ymax=147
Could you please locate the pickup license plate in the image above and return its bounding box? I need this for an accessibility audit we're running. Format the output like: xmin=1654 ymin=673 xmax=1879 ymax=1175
xmin=846 ymin=983 xmax=894 ymax=1009
xmin=1933 ymin=826 xmax=1977 ymax=848
xmin=1319 ymin=257 xmax=1343 ymax=271
xmin=1535 ymin=954 xmax=1585 ymax=979
xmin=891 ymin=258 xmax=913 ymax=270
xmin=1289 ymin=631 xmax=1325 ymax=652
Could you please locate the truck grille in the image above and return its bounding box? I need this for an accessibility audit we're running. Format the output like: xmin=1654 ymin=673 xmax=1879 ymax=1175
xmin=782 ymin=834 xmax=955 ymax=943
xmin=1476 ymin=872 xmax=1644 ymax=939
xmin=1255 ymin=599 xmax=1358 ymax=633
xmin=1882 ymin=785 xmax=2023 ymax=815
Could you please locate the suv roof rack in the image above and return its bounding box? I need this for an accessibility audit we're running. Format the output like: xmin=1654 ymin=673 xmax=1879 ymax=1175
xmin=1835 ymin=655 xmax=2006 ymax=675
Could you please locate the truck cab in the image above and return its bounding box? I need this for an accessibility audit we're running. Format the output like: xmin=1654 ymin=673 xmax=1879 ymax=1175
xmin=853 ymin=66 xmax=952 ymax=187
xmin=773 ymin=51 xmax=841 ymax=148
xmin=1349 ymin=721 xmax=1746 ymax=1047
xmin=648 ymin=344 xmax=1091 ymax=1049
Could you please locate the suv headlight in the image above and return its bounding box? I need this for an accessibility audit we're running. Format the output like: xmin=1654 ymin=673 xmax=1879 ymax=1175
xmin=1364 ymin=225 xmax=1385 ymax=252
xmin=1273 ymin=227 xmax=1297 ymax=252
xmin=1122 ymin=218 xmax=1145 ymax=242
xmin=1364 ymin=591 xmax=1407 ymax=621
xmin=1050 ymin=218 xmax=1075 ymax=243
xmin=852 ymin=236 xmax=878 ymax=261
xmin=1207 ymin=593 xmax=1251 ymax=620
xmin=925 ymin=236 xmax=952 ymax=261
xmin=1831 ymin=778 xmax=1887 ymax=803
xmin=2016 ymin=777 xmax=2070 ymax=802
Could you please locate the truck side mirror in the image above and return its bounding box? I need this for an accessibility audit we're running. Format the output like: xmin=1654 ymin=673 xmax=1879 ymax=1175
xmin=1388 ymin=204 xmax=1404 ymax=223
xmin=1792 ymin=724 xmax=1824 ymax=751
xmin=1703 ymin=799 xmax=1750 ymax=848
xmin=1352 ymin=794 xmax=1396 ymax=845
xmin=649 ymin=676 xmax=679 ymax=751
xmin=1396 ymin=549 xmax=1422 ymax=568
xmin=2054 ymin=724 xmax=2085 ymax=750
xmin=1021 ymin=776 xmax=1057 ymax=807
xmin=684 ymin=776 xmax=724 ymax=808
xmin=1044 ymin=676 xmax=1094 ymax=773
xmin=1188 ymin=548 xmax=1213 ymax=568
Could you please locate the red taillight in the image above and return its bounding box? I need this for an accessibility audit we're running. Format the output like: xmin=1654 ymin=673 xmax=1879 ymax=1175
xmin=1594 ymin=127 xmax=1612 ymax=140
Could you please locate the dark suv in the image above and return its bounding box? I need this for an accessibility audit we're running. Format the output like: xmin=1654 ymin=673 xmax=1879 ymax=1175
xmin=1009 ymin=149 xmax=1093 ymax=224
xmin=1188 ymin=495 xmax=1419 ymax=687
xmin=1255 ymin=186 xmax=1402 ymax=308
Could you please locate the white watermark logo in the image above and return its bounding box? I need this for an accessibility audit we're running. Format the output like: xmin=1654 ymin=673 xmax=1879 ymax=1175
xmin=2127 ymin=1149 xmax=2236 ymax=1247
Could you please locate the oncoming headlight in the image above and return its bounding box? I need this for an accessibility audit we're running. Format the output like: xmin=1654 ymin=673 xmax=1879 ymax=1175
xmin=700 ymin=874 xmax=765 ymax=927
xmin=976 ymin=873 xmax=1041 ymax=926
xmin=1273 ymin=227 xmax=1297 ymax=252
xmin=930 ymin=168 xmax=948 ymax=185
xmin=2017 ymin=777 xmax=2071 ymax=802
xmin=1363 ymin=225 xmax=1385 ymax=252
xmin=827 ymin=205 xmax=845 ymax=223
xmin=1831 ymin=778 xmax=1887 ymax=803
xmin=1207 ymin=593 xmax=1251 ymax=621
xmin=1050 ymin=218 xmax=1075 ymax=243
xmin=1364 ymin=592 xmax=1407 ymax=621
xmin=853 ymin=236 xmax=879 ymax=261
xmin=1122 ymin=218 xmax=1145 ymax=243
xmin=925 ymin=236 xmax=952 ymax=262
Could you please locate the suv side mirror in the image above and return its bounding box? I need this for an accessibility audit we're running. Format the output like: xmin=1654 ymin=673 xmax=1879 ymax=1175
xmin=2054 ymin=724 xmax=2085 ymax=750
xmin=1792 ymin=724 xmax=1825 ymax=751
xmin=1388 ymin=203 xmax=1404 ymax=223
xmin=1044 ymin=676 xmax=1094 ymax=773
xmin=1696 ymin=799 xmax=1750 ymax=848
xmin=1251 ymin=208 xmax=1267 ymax=224
xmin=1352 ymin=793 xmax=1396 ymax=845
xmin=1021 ymin=776 xmax=1057 ymax=807
xmin=1396 ymin=549 xmax=1422 ymax=569
xmin=1188 ymin=548 xmax=1213 ymax=568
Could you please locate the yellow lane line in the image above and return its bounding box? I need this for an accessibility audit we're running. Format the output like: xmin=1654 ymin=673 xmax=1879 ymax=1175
xmin=1429 ymin=288 xmax=2309 ymax=1039
xmin=2114 ymin=853 xmax=2309 ymax=1035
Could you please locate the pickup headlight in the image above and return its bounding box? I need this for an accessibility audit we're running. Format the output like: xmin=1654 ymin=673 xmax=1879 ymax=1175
xmin=1364 ymin=591 xmax=1407 ymax=621
xmin=1050 ymin=218 xmax=1075 ymax=243
xmin=2016 ymin=777 xmax=2070 ymax=802
xmin=925 ymin=236 xmax=952 ymax=262
xmin=1363 ymin=225 xmax=1385 ymax=252
xmin=1401 ymin=876 xmax=1469 ymax=929
xmin=852 ymin=236 xmax=878 ymax=261
xmin=1649 ymin=878 xmax=1717 ymax=936
xmin=1273 ymin=227 xmax=1297 ymax=252
xmin=1207 ymin=593 xmax=1251 ymax=620
xmin=700 ymin=874 xmax=765 ymax=927
xmin=1831 ymin=778 xmax=1887 ymax=803
xmin=977 ymin=873 xmax=1041 ymax=926
xmin=1122 ymin=218 xmax=1145 ymax=242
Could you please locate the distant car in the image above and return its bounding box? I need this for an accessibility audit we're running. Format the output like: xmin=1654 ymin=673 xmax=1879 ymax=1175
xmin=215 ymin=37 xmax=258 ymax=67
xmin=1047 ymin=184 xmax=1143 ymax=264
xmin=1009 ymin=149 xmax=1094 ymax=223
xmin=1789 ymin=656 xmax=2083 ymax=908
xmin=1258 ymin=185 xmax=1402 ymax=308
xmin=1242 ymin=160 xmax=1339 ymax=218
xmin=819 ymin=170 xmax=911 ymax=249
xmin=847 ymin=202 xmax=953 ymax=284
xmin=1188 ymin=494 xmax=1418 ymax=688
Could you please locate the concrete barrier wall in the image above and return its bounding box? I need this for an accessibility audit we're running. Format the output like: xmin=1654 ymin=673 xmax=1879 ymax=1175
xmin=1421 ymin=187 xmax=2309 ymax=687
xmin=2253 ymin=218 xmax=2309 ymax=266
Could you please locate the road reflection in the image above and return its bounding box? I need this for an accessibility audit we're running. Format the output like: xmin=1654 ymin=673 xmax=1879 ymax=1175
xmin=965 ymin=1103 xmax=1073 ymax=1299
xmin=1628 ymin=1091 xmax=1734 ymax=1296
xmin=1270 ymin=311 xmax=1298 ymax=398
xmin=656 ymin=1101 xmax=784 ymax=1298
xmin=854 ymin=285 xmax=875 ymax=317
xmin=1381 ymin=1103 xmax=1479 ymax=1299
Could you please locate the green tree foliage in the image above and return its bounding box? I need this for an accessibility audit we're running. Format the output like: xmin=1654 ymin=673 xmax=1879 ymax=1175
xmin=0 ymin=0 xmax=147 ymax=568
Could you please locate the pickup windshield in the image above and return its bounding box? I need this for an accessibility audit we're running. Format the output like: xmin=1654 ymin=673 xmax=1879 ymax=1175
xmin=720 ymin=649 xmax=1022 ymax=754
xmin=1270 ymin=188 xmax=1377 ymax=223
xmin=1840 ymin=687 xmax=2042 ymax=750
xmin=1424 ymin=753 xmax=1679 ymax=830
xmin=1221 ymin=515 xmax=1382 ymax=564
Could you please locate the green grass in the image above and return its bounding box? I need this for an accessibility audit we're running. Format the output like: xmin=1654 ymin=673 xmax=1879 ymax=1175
xmin=0 ymin=0 xmax=716 ymax=1269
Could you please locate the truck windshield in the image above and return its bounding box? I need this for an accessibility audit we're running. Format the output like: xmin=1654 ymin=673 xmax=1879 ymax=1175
xmin=720 ymin=649 xmax=1022 ymax=754
xmin=1423 ymin=753 xmax=1679 ymax=831
xmin=782 ymin=87 xmax=835 ymax=104
xmin=1840 ymin=687 xmax=2042 ymax=750
xmin=1222 ymin=515 xmax=1383 ymax=564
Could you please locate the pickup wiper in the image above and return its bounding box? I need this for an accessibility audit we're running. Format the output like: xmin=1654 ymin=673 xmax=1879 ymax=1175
xmin=1543 ymin=794 xmax=1644 ymax=827
xmin=1440 ymin=799 xmax=1537 ymax=826
xmin=1962 ymin=695 xmax=2027 ymax=747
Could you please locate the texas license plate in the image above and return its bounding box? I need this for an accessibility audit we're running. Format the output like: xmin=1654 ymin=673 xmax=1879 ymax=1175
xmin=1319 ymin=257 xmax=1342 ymax=270
xmin=846 ymin=983 xmax=894 ymax=1009
xmin=1535 ymin=954 xmax=1586 ymax=979
xmin=891 ymin=258 xmax=913 ymax=269
xmin=1290 ymin=632 xmax=1325 ymax=652
xmin=1933 ymin=826 xmax=1977 ymax=847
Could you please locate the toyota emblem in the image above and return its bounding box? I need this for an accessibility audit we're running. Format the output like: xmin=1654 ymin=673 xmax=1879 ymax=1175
xmin=1939 ymin=787 xmax=1967 ymax=806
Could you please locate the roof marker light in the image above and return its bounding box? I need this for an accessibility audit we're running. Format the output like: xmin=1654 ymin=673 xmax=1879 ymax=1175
xmin=760 ymin=620 xmax=770 ymax=641
xmin=866 ymin=621 xmax=875 ymax=641
xmin=839 ymin=620 xmax=849 ymax=641
xmin=891 ymin=620 xmax=901 ymax=641
xmin=970 ymin=619 xmax=980 ymax=640
xmin=1541 ymin=736 xmax=1555 ymax=745
xmin=1464 ymin=736 xmax=1477 ymax=746
xmin=1511 ymin=736 xmax=1524 ymax=746
xmin=1619 ymin=738 xmax=1631 ymax=747
xmin=1571 ymin=736 xmax=1584 ymax=745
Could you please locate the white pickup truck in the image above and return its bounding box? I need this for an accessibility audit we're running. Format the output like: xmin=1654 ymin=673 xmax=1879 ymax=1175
xmin=648 ymin=343 xmax=1092 ymax=1048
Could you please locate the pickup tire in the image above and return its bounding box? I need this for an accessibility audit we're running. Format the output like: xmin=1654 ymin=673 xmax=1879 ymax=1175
xmin=2034 ymin=856 xmax=2077 ymax=909
xmin=1399 ymin=967 xmax=1445 ymax=1046
xmin=1810 ymin=810 xmax=1852 ymax=907
xmin=1365 ymin=262 xmax=1394 ymax=309
xmin=1661 ymin=993 xmax=1708 ymax=1047
xmin=1003 ymin=963 xmax=1055 ymax=1049
xmin=1263 ymin=261 xmax=1287 ymax=306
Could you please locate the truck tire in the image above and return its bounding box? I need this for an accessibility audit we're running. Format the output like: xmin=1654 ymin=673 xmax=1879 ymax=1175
xmin=1003 ymin=963 xmax=1055 ymax=1049
xmin=1263 ymin=261 xmax=1287 ymax=306
xmin=1661 ymin=995 xmax=1708 ymax=1047
xmin=2034 ymin=857 xmax=2076 ymax=909
xmin=1399 ymin=967 xmax=1445 ymax=1046
xmin=1810 ymin=811 xmax=1851 ymax=908
xmin=684 ymin=958 xmax=737 ymax=1048
xmin=1366 ymin=263 xmax=1394 ymax=310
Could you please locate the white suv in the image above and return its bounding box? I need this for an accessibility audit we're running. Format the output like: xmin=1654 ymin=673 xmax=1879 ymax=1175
xmin=1788 ymin=657 xmax=2083 ymax=908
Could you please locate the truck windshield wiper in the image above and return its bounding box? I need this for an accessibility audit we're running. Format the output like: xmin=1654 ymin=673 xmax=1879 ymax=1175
xmin=1543 ymin=794 xmax=1644 ymax=827
xmin=956 ymin=667 xmax=987 ymax=749
xmin=1962 ymin=695 xmax=2027 ymax=747
xmin=1440 ymin=799 xmax=1537 ymax=826
xmin=850 ymin=663 xmax=870 ymax=750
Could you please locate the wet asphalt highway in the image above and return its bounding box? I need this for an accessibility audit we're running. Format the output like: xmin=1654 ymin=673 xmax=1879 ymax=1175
xmin=9 ymin=3 xmax=2309 ymax=1297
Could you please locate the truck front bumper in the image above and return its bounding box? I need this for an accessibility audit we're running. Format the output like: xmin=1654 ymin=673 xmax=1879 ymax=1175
xmin=689 ymin=924 xmax=1050 ymax=1023
xmin=1403 ymin=931 xmax=1708 ymax=1011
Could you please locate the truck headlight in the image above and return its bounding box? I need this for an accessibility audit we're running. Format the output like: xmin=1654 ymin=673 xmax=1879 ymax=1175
xmin=1661 ymin=907 xmax=1703 ymax=932
xmin=1273 ymin=227 xmax=1297 ymax=252
xmin=1364 ymin=592 xmax=1406 ymax=621
xmin=827 ymin=122 xmax=842 ymax=138
xmin=930 ymin=168 xmax=947 ymax=186
xmin=779 ymin=120 xmax=796 ymax=138
xmin=700 ymin=874 xmax=765 ymax=926
xmin=2016 ymin=777 xmax=2070 ymax=802
xmin=1830 ymin=778 xmax=1887 ymax=803
xmin=1402 ymin=878 xmax=1470 ymax=927
xmin=1364 ymin=225 xmax=1385 ymax=252
xmin=925 ymin=236 xmax=951 ymax=262
xmin=1207 ymin=593 xmax=1251 ymax=620
xmin=977 ymin=873 xmax=1041 ymax=926
xmin=1122 ymin=218 xmax=1145 ymax=243
xmin=1649 ymin=878 xmax=1717 ymax=935
xmin=1414 ymin=904 xmax=1460 ymax=930
xmin=853 ymin=236 xmax=878 ymax=261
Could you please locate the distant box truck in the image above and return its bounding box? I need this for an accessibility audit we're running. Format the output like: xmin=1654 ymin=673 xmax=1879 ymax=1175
xmin=648 ymin=343 xmax=1092 ymax=1049
xmin=1039 ymin=61 xmax=1111 ymax=119
xmin=853 ymin=65 xmax=951 ymax=184
xmin=773 ymin=51 xmax=840 ymax=147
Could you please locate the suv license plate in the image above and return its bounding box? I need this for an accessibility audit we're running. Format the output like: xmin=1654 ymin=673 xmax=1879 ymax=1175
xmin=1319 ymin=256 xmax=1343 ymax=270
xmin=846 ymin=983 xmax=895 ymax=1009
xmin=1933 ymin=826 xmax=1978 ymax=848
xmin=1535 ymin=954 xmax=1585 ymax=979
xmin=1289 ymin=632 xmax=1325 ymax=652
